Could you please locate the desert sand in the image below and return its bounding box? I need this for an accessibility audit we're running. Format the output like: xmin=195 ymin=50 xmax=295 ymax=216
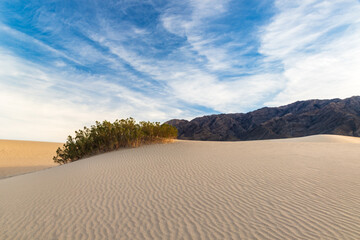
xmin=0 ymin=140 xmax=62 ymax=179
xmin=0 ymin=135 xmax=359 ymax=239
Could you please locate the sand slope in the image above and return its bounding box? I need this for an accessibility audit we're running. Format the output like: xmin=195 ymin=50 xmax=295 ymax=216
xmin=270 ymin=134 xmax=360 ymax=143
xmin=0 ymin=140 xmax=63 ymax=178
xmin=0 ymin=135 xmax=359 ymax=239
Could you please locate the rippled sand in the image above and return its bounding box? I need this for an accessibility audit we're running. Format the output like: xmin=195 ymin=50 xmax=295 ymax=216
xmin=1 ymin=135 xmax=359 ymax=239
xmin=0 ymin=140 xmax=62 ymax=178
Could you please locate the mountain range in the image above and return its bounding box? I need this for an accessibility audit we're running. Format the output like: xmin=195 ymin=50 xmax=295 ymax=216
xmin=166 ymin=96 xmax=360 ymax=141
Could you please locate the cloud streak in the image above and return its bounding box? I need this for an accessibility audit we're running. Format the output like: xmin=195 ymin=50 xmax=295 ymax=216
xmin=0 ymin=49 xmax=186 ymax=141
xmin=260 ymin=0 xmax=360 ymax=105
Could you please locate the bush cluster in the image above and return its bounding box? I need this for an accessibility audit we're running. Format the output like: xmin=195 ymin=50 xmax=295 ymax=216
xmin=53 ymin=118 xmax=177 ymax=164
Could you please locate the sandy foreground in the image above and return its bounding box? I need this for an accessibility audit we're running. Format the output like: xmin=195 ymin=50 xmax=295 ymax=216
xmin=0 ymin=135 xmax=359 ymax=239
xmin=0 ymin=140 xmax=62 ymax=179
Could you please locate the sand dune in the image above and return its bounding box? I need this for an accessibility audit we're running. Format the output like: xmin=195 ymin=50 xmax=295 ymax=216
xmin=270 ymin=134 xmax=360 ymax=143
xmin=0 ymin=140 xmax=62 ymax=178
xmin=1 ymin=135 xmax=360 ymax=239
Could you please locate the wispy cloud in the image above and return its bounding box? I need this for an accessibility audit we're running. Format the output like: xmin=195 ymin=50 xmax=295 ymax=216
xmin=161 ymin=0 xmax=238 ymax=72
xmin=0 ymin=24 xmax=82 ymax=65
xmin=91 ymin=0 xmax=279 ymax=112
xmin=0 ymin=49 xmax=186 ymax=141
xmin=260 ymin=0 xmax=360 ymax=105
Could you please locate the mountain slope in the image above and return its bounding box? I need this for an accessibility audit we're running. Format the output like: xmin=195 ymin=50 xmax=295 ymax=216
xmin=166 ymin=96 xmax=360 ymax=140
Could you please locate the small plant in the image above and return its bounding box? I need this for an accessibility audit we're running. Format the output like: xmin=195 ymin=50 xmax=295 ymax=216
xmin=53 ymin=118 xmax=177 ymax=164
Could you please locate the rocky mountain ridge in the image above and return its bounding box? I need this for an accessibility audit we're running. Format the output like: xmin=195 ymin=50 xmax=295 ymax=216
xmin=166 ymin=96 xmax=360 ymax=140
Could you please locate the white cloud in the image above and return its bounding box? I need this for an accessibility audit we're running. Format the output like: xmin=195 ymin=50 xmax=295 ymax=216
xmin=161 ymin=0 xmax=236 ymax=71
xmin=0 ymin=49 xmax=185 ymax=141
xmin=100 ymin=38 xmax=282 ymax=113
xmin=84 ymin=0 xmax=279 ymax=113
xmin=260 ymin=0 xmax=360 ymax=105
xmin=168 ymin=71 xmax=283 ymax=112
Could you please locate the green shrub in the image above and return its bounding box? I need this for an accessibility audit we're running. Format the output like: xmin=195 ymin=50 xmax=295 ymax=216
xmin=53 ymin=118 xmax=177 ymax=164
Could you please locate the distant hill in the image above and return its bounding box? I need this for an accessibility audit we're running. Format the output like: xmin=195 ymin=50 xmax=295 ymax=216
xmin=166 ymin=96 xmax=360 ymax=140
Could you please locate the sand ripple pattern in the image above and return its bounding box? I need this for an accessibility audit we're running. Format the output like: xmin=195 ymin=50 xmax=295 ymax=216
xmin=1 ymin=139 xmax=360 ymax=239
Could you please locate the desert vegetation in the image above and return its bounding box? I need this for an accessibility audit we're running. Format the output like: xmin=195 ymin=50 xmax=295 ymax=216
xmin=53 ymin=118 xmax=177 ymax=164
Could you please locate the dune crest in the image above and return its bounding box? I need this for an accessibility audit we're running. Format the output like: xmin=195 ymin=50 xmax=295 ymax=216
xmin=270 ymin=134 xmax=360 ymax=143
xmin=1 ymin=135 xmax=360 ymax=239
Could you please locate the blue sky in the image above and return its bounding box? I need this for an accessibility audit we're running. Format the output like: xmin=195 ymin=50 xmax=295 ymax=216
xmin=1 ymin=0 xmax=360 ymax=141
